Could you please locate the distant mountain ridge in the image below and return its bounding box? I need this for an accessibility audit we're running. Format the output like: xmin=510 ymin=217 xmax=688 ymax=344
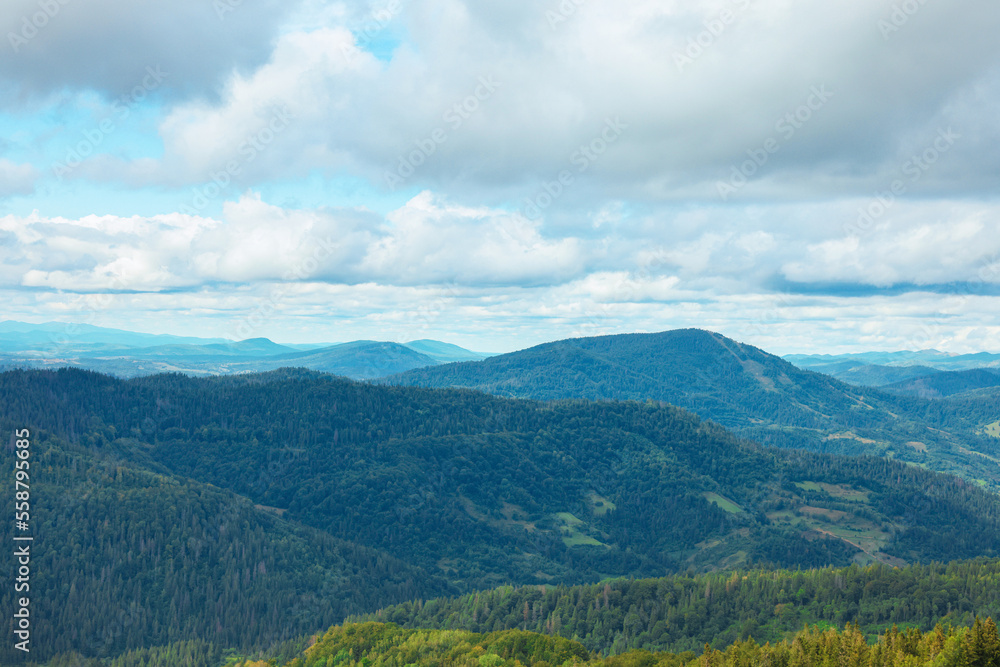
xmin=0 ymin=320 xmax=490 ymax=379
xmin=786 ymin=349 xmax=1000 ymax=376
xmin=879 ymin=367 xmax=1000 ymax=399
xmin=786 ymin=349 xmax=1000 ymax=391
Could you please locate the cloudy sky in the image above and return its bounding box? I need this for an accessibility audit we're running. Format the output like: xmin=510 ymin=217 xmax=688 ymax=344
xmin=1 ymin=0 xmax=998 ymax=353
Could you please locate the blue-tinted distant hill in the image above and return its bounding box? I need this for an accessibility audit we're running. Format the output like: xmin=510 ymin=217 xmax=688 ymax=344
xmin=249 ymin=341 xmax=442 ymax=379
xmin=786 ymin=349 xmax=1000 ymax=376
xmin=879 ymin=367 xmax=1000 ymax=399
xmin=0 ymin=320 xmax=232 ymax=353
xmin=818 ymin=364 xmax=939 ymax=387
xmin=0 ymin=321 xmax=488 ymax=379
xmin=404 ymin=339 xmax=492 ymax=363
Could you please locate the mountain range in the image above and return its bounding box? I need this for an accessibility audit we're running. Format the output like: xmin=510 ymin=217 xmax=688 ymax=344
xmin=785 ymin=349 xmax=1000 ymax=391
xmin=785 ymin=349 xmax=1000 ymax=373
xmin=5 ymin=366 xmax=1000 ymax=662
xmin=4 ymin=326 xmax=1000 ymax=664
xmin=0 ymin=320 xmax=489 ymax=379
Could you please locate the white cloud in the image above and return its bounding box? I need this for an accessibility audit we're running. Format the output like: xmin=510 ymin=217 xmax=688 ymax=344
xmin=5 ymin=1 xmax=1000 ymax=355
xmin=0 ymin=191 xmax=588 ymax=291
xmin=77 ymin=0 xmax=1000 ymax=203
xmin=783 ymin=202 xmax=1000 ymax=287
xmin=0 ymin=0 xmax=294 ymax=104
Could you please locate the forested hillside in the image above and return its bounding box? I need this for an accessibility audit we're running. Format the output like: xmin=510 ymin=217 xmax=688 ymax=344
xmin=269 ymin=619 xmax=1000 ymax=667
xmin=30 ymin=560 xmax=1000 ymax=666
xmin=0 ymin=423 xmax=448 ymax=663
xmin=47 ymin=619 xmax=1000 ymax=667
xmin=7 ymin=367 xmax=1000 ymax=663
xmin=388 ymin=329 xmax=1000 ymax=487
xmin=355 ymin=560 xmax=1000 ymax=655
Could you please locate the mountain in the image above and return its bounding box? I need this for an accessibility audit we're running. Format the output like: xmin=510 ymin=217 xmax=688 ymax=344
xmin=122 ymin=337 xmax=299 ymax=358
xmin=782 ymin=351 xmax=1000 ymax=389
xmin=404 ymin=339 xmax=490 ymax=363
xmin=0 ymin=320 xmax=231 ymax=351
xmin=0 ymin=410 xmax=448 ymax=663
xmin=0 ymin=321 xmax=489 ymax=380
xmin=880 ymin=368 xmax=1000 ymax=399
xmin=824 ymin=364 xmax=939 ymax=387
xmin=9 ymin=368 xmax=1000 ymax=577
xmin=249 ymin=340 xmax=442 ymax=379
xmin=7 ymin=367 xmax=1000 ymax=662
xmin=387 ymin=329 xmax=1000 ymax=486
xmin=786 ymin=350 xmax=1000 ymax=373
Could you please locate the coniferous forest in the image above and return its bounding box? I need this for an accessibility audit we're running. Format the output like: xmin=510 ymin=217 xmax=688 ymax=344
xmin=2 ymin=361 xmax=1000 ymax=665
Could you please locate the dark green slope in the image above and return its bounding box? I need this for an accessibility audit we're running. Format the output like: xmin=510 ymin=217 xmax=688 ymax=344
xmin=6 ymin=368 xmax=1000 ymax=595
xmin=0 ymin=422 xmax=448 ymax=664
xmin=388 ymin=329 xmax=1000 ymax=486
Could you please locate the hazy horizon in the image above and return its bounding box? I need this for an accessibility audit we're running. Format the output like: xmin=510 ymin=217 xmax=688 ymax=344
xmin=4 ymin=317 xmax=1000 ymax=358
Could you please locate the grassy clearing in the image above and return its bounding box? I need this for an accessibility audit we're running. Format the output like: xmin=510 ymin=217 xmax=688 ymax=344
xmin=800 ymin=505 xmax=848 ymax=522
xmin=586 ymin=492 xmax=617 ymax=516
xmin=554 ymin=512 xmax=605 ymax=547
xmin=768 ymin=505 xmax=892 ymax=558
xmin=824 ymin=431 xmax=879 ymax=445
xmin=703 ymin=492 xmax=744 ymax=514
xmin=795 ymin=481 xmax=869 ymax=503
xmin=984 ymin=420 xmax=1000 ymax=437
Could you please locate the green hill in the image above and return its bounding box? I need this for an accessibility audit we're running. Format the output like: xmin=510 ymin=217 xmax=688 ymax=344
xmin=388 ymin=329 xmax=1000 ymax=488
xmin=0 ymin=422 xmax=448 ymax=664
xmin=8 ymin=367 xmax=1000 ymax=662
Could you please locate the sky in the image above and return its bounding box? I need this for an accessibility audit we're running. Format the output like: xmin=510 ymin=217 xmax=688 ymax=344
xmin=1 ymin=0 xmax=999 ymax=354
